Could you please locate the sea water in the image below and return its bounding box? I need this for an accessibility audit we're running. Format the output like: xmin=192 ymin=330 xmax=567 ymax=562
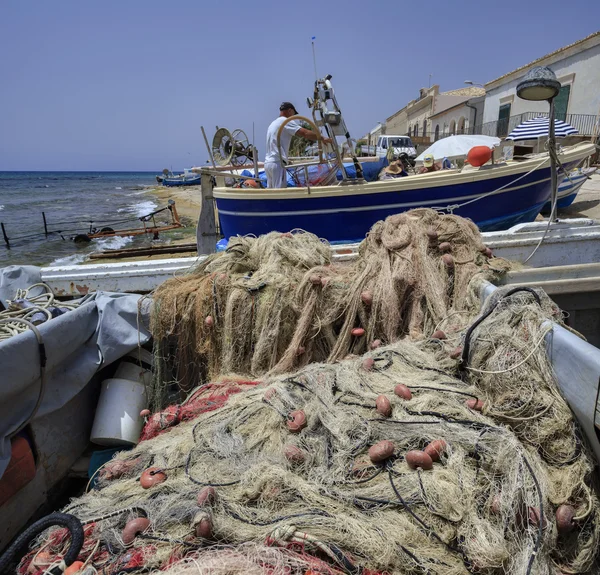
xmin=0 ymin=171 xmax=171 ymax=268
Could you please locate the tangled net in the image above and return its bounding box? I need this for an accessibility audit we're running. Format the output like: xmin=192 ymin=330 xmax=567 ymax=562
xmin=13 ymin=210 xmax=600 ymax=575
xmin=150 ymin=209 xmax=509 ymax=407
xmin=18 ymin=287 xmax=600 ymax=575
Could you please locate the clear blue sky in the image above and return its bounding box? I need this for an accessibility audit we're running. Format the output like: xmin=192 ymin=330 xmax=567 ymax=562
xmin=1 ymin=0 xmax=598 ymax=171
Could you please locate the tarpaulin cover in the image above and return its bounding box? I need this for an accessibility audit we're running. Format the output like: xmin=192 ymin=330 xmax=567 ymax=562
xmin=240 ymin=157 xmax=388 ymax=187
xmin=0 ymin=265 xmax=151 ymax=477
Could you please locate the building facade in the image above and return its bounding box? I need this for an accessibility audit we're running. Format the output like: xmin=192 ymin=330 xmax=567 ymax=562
xmin=482 ymin=31 xmax=600 ymax=137
xmin=427 ymin=88 xmax=485 ymax=140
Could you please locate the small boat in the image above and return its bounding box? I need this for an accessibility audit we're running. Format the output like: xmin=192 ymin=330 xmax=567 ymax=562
xmin=542 ymin=166 xmax=598 ymax=212
xmin=161 ymin=168 xmax=201 ymax=187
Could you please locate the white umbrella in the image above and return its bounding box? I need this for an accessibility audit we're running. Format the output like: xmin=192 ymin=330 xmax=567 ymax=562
xmin=415 ymin=135 xmax=501 ymax=162
xmin=505 ymin=116 xmax=578 ymax=141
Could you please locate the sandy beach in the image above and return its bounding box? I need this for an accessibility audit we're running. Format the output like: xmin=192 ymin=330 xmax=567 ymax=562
xmin=149 ymin=184 xmax=202 ymax=221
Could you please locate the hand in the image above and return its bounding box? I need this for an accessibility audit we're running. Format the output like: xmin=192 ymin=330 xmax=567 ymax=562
xmin=322 ymin=137 xmax=333 ymax=145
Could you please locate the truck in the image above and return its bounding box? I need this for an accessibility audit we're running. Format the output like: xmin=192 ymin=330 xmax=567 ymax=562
xmin=360 ymin=135 xmax=417 ymax=159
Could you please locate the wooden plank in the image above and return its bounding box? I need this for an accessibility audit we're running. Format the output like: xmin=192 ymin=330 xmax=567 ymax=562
xmin=89 ymin=244 xmax=197 ymax=260
xmin=197 ymin=173 xmax=217 ymax=255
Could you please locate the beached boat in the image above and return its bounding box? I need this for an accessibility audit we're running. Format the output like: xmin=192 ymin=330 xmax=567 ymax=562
xmin=162 ymin=169 xmax=201 ymax=187
xmin=213 ymin=142 xmax=595 ymax=241
xmin=197 ymin=75 xmax=594 ymax=241
xmin=542 ymin=166 xmax=598 ymax=212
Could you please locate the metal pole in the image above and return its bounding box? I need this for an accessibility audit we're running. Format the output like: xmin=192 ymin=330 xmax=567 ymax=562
xmin=1 ymin=223 xmax=10 ymax=249
xmin=252 ymin=146 xmax=260 ymax=184
xmin=311 ymin=39 xmax=318 ymax=82
xmin=548 ymin=98 xmax=558 ymax=223
xmin=201 ymin=126 xmax=217 ymax=169
xmin=42 ymin=212 xmax=48 ymax=237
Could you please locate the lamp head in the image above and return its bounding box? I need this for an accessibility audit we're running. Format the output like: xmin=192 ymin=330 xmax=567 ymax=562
xmin=516 ymin=66 xmax=561 ymax=101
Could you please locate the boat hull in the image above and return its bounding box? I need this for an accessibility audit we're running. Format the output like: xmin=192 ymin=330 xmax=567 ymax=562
xmin=542 ymin=168 xmax=597 ymax=212
xmin=163 ymin=176 xmax=201 ymax=187
xmin=213 ymin=143 xmax=595 ymax=241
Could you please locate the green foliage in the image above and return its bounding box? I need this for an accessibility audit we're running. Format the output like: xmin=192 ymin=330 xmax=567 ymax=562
xmin=289 ymin=121 xmax=313 ymax=157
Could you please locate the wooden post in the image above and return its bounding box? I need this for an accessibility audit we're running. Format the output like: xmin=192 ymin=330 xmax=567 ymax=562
xmin=1 ymin=223 xmax=10 ymax=248
xmin=196 ymin=170 xmax=217 ymax=255
xmin=42 ymin=212 xmax=48 ymax=237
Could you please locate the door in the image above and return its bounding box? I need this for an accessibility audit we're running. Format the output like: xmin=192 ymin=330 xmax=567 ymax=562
xmin=497 ymin=103 xmax=511 ymax=137
xmin=554 ymin=85 xmax=570 ymax=122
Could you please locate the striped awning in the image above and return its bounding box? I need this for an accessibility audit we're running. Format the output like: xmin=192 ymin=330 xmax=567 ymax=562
xmin=506 ymin=116 xmax=578 ymax=141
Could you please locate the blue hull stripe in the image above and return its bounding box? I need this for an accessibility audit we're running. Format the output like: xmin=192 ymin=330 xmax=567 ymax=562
xmin=214 ymin=154 xmax=590 ymax=239
xmin=217 ymin=176 xmax=551 ymax=218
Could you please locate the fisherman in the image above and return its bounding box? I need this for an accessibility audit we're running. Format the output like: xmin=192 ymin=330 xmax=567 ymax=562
xmin=264 ymin=102 xmax=332 ymax=188
xmin=378 ymin=159 xmax=408 ymax=180
xmin=418 ymin=153 xmax=442 ymax=174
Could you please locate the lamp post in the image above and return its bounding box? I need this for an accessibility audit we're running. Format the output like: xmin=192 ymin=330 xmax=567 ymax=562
xmin=516 ymin=66 xmax=561 ymax=222
xmin=464 ymin=80 xmax=485 ymax=88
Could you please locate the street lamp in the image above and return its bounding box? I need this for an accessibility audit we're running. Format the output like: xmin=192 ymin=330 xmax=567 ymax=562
xmin=516 ymin=66 xmax=561 ymax=222
xmin=464 ymin=80 xmax=485 ymax=88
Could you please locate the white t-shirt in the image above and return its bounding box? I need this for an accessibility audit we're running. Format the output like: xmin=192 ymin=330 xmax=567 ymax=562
xmin=264 ymin=117 xmax=301 ymax=164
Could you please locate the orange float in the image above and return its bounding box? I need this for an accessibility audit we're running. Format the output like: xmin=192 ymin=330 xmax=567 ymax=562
xmin=467 ymin=146 xmax=492 ymax=167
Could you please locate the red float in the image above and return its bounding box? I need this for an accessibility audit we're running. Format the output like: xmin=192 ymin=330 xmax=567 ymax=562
xmin=467 ymin=146 xmax=492 ymax=167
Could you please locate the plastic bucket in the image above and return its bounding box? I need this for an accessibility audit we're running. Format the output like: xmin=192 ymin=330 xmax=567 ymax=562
xmin=90 ymin=378 xmax=147 ymax=446
xmin=114 ymin=349 xmax=153 ymax=387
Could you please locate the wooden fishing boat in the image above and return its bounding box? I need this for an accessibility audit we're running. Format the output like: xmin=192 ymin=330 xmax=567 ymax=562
xmin=542 ymin=166 xmax=598 ymax=212
xmin=161 ymin=169 xmax=201 ymax=187
xmin=212 ymin=142 xmax=595 ymax=241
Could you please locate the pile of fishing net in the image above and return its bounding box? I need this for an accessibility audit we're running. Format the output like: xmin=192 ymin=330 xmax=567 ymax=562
xmin=15 ymin=285 xmax=600 ymax=575
xmin=10 ymin=209 xmax=600 ymax=575
xmin=149 ymin=209 xmax=509 ymax=408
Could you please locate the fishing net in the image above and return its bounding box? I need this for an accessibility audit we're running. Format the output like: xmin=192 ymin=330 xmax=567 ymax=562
xmin=17 ymin=286 xmax=600 ymax=575
xmin=149 ymin=208 xmax=509 ymax=408
xmin=12 ymin=210 xmax=600 ymax=575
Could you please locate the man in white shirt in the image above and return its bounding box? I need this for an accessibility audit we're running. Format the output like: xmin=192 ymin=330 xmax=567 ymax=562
xmin=264 ymin=102 xmax=331 ymax=188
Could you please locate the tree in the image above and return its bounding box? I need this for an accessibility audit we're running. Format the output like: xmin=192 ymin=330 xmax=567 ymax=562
xmin=288 ymin=121 xmax=314 ymax=157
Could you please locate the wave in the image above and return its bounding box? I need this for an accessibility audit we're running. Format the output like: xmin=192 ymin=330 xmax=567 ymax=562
xmin=49 ymin=253 xmax=87 ymax=267
xmin=0 ymin=205 xmax=4 ymax=211
xmin=117 ymin=200 xmax=158 ymax=218
xmin=93 ymin=235 xmax=134 ymax=251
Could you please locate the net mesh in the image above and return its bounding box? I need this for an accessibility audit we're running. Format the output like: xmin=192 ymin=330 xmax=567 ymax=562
xmin=16 ymin=210 xmax=600 ymax=575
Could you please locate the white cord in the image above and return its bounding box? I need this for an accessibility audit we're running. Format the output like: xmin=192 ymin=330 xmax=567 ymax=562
xmin=430 ymin=157 xmax=548 ymax=213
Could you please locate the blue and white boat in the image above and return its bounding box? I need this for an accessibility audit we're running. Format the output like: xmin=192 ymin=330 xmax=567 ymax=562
xmin=213 ymin=142 xmax=596 ymax=242
xmin=542 ymin=166 xmax=598 ymax=212
xmin=162 ymin=169 xmax=201 ymax=187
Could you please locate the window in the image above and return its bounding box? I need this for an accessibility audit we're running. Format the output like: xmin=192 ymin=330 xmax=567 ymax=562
xmin=449 ymin=120 xmax=456 ymax=135
xmin=422 ymin=119 xmax=427 ymax=138
xmin=414 ymin=124 xmax=419 ymax=137
xmin=458 ymin=117 xmax=465 ymax=134
xmin=389 ymin=138 xmax=410 ymax=147
xmin=554 ymin=85 xmax=571 ymax=122
xmin=434 ymin=124 xmax=440 ymax=141
xmin=497 ymin=103 xmax=511 ymax=137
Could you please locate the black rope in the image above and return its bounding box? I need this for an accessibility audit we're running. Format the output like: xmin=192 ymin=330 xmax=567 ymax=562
xmin=523 ymin=456 xmax=544 ymax=575
xmin=460 ymin=287 xmax=542 ymax=372
xmin=387 ymin=468 xmax=467 ymax=563
xmin=223 ymin=504 xmax=330 ymax=526
xmin=184 ymin=449 xmax=240 ymax=487
xmin=408 ymin=385 xmax=479 ymax=401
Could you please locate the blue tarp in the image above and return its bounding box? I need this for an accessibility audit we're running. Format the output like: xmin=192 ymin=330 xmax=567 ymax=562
xmin=240 ymin=158 xmax=388 ymax=188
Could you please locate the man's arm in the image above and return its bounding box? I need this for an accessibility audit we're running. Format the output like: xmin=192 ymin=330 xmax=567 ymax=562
xmin=296 ymin=127 xmax=332 ymax=145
